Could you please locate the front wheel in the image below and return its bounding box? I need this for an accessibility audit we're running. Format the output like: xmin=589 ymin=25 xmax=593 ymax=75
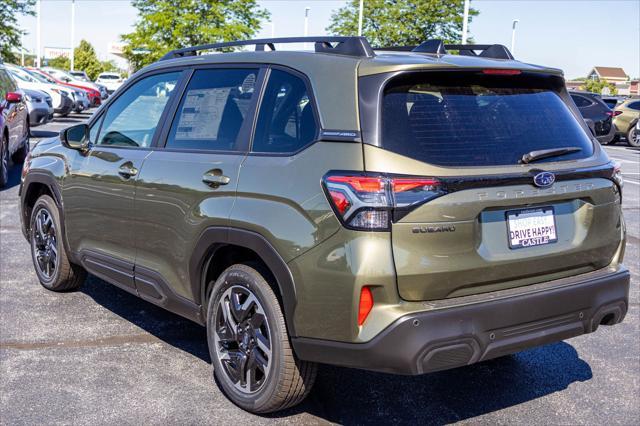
xmin=207 ymin=264 xmax=317 ymax=413
xmin=627 ymin=123 xmax=639 ymax=147
xmin=29 ymin=195 xmax=86 ymax=291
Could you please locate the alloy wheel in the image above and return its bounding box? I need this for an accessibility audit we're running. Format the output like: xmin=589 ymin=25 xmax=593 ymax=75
xmin=214 ymin=285 xmax=272 ymax=394
xmin=31 ymin=207 xmax=58 ymax=280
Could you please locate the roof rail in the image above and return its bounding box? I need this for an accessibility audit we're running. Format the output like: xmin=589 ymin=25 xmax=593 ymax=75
xmin=374 ymin=39 xmax=515 ymax=60
xmin=159 ymin=36 xmax=375 ymax=60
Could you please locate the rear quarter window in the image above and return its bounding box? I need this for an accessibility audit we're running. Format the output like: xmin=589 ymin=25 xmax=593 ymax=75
xmin=381 ymin=72 xmax=595 ymax=166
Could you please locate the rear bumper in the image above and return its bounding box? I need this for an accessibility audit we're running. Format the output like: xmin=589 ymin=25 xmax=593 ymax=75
xmin=55 ymin=96 xmax=73 ymax=115
xmin=292 ymin=267 xmax=630 ymax=375
xmin=29 ymin=108 xmax=52 ymax=127
xmin=596 ymin=120 xmax=616 ymax=143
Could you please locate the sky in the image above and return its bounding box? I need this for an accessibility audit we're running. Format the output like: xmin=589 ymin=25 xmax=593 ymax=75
xmin=15 ymin=0 xmax=640 ymax=79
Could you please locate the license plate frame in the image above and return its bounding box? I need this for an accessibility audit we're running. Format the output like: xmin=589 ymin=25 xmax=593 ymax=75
xmin=506 ymin=206 xmax=558 ymax=249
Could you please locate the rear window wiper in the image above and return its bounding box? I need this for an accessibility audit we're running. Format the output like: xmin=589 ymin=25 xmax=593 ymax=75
xmin=520 ymin=147 xmax=582 ymax=164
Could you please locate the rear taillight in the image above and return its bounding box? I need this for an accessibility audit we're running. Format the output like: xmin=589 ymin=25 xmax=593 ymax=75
xmin=323 ymin=173 xmax=445 ymax=231
xmin=612 ymin=162 xmax=624 ymax=191
xmin=606 ymin=110 xmax=623 ymax=117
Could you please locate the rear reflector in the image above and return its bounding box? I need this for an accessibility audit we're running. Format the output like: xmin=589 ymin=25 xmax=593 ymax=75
xmin=358 ymin=287 xmax=374 ymax=326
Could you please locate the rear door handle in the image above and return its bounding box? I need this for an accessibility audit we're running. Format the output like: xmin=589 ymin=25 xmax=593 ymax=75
xmin=202 ymin=170 xmax=230 ymax=187
xmin=118 ymin=163 xmax=138 ymax=179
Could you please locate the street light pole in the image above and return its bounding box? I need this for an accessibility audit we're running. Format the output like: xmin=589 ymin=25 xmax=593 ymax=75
xmin=358 ymin=0 xmax=364 ymax=36
xmin=511 ymin=19 xmax=519 ymax=54
xmin=461 ymin=0 xmax=470 ymax=44
xmin=21 ymin=31 xmax=25 ymax=66
xmin=36 ymin=0 xmax=41 ymax=67
xmin=70 ymin=0 xmax=76 ymax=70
xmin=304 ymin=7 xmax=311 ymax=49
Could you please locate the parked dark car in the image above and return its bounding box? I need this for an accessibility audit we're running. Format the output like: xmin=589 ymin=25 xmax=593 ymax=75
xmin=570 ymin=91 xmax=617 ymax=144
xmin=1 ymin=62 xmax=30 ymax=187
xmin=600 ymin=95 xmax=625 ymax=110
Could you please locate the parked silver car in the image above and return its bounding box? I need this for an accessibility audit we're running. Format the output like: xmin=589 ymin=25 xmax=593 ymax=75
xmin=19 ymin=88 xmax=53 ymax=130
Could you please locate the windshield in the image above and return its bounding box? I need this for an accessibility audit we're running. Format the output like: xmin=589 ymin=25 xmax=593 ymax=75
xmin=99 ymin=74 xmax=120 ymax=80
xmin=27 ymin=70 xmax=57 ymax=84
xmin=45 ymin=69 xmax=76 ymax=81
xmin=381 ymin=72 xmax=594 ymax=166
xmin=8 ymin=68 xmax=37 ymax=83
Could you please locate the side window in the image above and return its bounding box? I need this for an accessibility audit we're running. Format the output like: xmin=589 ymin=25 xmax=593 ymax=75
xmin=628 ymin=102 xmax=640 ymax=111
xmin=571 ymin=95 xmax=591 ymax=108
xmin=165 ymin=68 xmax=258 ymax=151
xmin=0 ymin=70 xmax=10 ymax=98
xmin=96 ymin=72 xmax=180 ymax=148
xmin=252 ymin=69 xmax=318 ymax=153
xmin=89 ymin=114 xmax=104 ymax=144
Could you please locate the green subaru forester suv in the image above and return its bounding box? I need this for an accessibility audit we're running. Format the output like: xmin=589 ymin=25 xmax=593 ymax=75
xmin=19 ymin=37 xmax=629 ymax=413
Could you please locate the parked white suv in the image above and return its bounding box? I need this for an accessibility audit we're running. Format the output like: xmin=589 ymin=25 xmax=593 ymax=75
xmin=96 ymin=72 xmax=125 ymax=94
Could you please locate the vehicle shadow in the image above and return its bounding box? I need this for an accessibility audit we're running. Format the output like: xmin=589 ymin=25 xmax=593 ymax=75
xmin=80 ymin=275 xmax=211 ymax=362
xmin=291 ymin=343 xmax=593 ymax=424
xmin=30 ymin=129 xmax=59 ymax=138
xmin=53 ymin=118 xmax=84 ymax=124
xmin=80 ymin=274 xmax=593 ymax=424
xmin=0 ymin=161 xmax=23 ymax=192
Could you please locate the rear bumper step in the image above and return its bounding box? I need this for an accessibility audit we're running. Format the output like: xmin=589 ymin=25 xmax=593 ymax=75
xmin=292 ymin=267 xmax=630 ymax=375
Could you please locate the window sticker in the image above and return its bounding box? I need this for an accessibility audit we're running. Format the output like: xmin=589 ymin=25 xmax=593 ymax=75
xmin=175 ymin=88 xmax=231 ymax=140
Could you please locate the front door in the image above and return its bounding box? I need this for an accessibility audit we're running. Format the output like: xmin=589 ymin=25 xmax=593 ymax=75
xmin=134 ymin=67 xmax=263 ymax=302
xmin=62 ymin=71 xmax=183 ymax=290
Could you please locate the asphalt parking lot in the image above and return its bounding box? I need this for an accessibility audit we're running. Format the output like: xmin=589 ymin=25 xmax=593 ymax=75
xmin=1 ymin=113 xmax=638 ymax=425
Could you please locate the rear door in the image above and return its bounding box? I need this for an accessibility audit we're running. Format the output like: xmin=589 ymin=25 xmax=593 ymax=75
xmin=362 ymin=70 xmax=623 ymax=300
xmin=133 ymin=67 xmax=263 ymax=302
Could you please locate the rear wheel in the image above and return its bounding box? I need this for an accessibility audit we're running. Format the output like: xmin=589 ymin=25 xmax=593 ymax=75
xmin=207 ymin=263 xmax=316 ymax=413
xmin=0 ymin=133 xmax=8 ymax=187
xmin=29 ymin=195 xmax=86 ymax=291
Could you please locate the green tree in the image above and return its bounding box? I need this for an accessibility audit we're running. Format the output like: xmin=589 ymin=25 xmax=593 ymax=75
xmin=584 ymin=78 xmax=618 ymax=96
xmin=0 ymin=0 xmax=36 ymax=62
xmin=48 ymin=56 xmax=70 ymax=70
xmin=328 ymin=0 xmax=478 ymax=47
xmin=73 ymin=40 xmax=103 ymax=80
xmin=122 ymin=0 xmax=270 ymax=71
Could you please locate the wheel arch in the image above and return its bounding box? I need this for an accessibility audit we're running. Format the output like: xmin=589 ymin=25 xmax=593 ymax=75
xmin=190 ymin=227 xmax=299 ymax=337
xmin=20 ymin=172 xmax=71 ymax=257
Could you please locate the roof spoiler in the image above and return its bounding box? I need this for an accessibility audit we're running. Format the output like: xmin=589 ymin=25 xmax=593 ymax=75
xmin=160 ymin=36 xmax=375 ymax=60
xmin=376 ymin=39 xmax=515 ymax=60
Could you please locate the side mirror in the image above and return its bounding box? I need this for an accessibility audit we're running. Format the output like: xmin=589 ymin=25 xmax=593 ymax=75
xmin=60 ymin=124 xmax=91 ymax=151
xmin=6 ymin=92 xmax=23 ymax=103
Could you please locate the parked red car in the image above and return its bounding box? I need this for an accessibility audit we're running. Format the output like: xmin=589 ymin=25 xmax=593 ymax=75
xmin=26 ymin=68 xmax=101 ymax=107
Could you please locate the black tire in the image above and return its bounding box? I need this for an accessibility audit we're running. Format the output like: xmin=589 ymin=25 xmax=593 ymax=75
xmin=627 ymin=123 xmax=639 ymax=147
xmin=0 ymin=132 xmax=8 ymax=188
xmin=12 ymin=124 xmax=29 ymax=163
xmin=207 ymin=263 xmax=317 ymax=414
xmin=29 ymin=195 xmax=86 ymax=291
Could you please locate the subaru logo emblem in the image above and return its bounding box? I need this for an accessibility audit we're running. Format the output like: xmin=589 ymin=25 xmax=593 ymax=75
xmin=533 ymin=172 xmax=555 ymax=188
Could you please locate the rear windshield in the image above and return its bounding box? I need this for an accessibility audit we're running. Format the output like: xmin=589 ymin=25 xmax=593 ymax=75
xmin=381 ymin=72 xmax=594 ymax=166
